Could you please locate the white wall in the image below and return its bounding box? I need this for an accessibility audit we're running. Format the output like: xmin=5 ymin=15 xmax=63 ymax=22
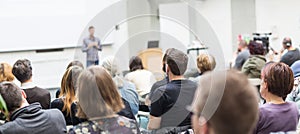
xmin=193 ymin=0 xmax=232 ymax=68
xmin=0 ymin=48 xmax=82 ymax=88
xmin=256 ymin=0 xmax=300 ymax=51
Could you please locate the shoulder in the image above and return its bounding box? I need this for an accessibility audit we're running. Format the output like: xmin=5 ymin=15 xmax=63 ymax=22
xmin=0 ymin=122 xmax=17 ymax=133
xmin=44 ymin=108 xmax=65 ymax=118
xmin=35 ymin=87 xmax=50 ymax=94
xmin=50 ymin=99 xmax=64 ymax=108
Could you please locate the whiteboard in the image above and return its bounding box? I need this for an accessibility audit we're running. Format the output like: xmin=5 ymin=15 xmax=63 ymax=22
xmin=0 ymin=0 xmax=119 ymax=52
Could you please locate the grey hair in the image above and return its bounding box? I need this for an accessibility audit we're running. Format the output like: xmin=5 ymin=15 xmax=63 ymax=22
xmin=101 ymin=57 xmax=124 ymax=88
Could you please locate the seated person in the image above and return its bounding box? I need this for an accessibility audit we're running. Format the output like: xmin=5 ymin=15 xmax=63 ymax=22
xmin=254 ymin=62 xmax=299 ymax=133
xmin=191 ymin=70 xmax=259 ymax=134
xmin=0 ymin=82 xmax=66 ymax=134
xmin=55 ymin=60 xmax=84 ymax=98
xmin=146 ymin=48 xmax=172 ymax=106
xmin=69 ymin=66 xmax=138 ymax=133
xmin=242 ymin=40 xmax=266 ymax=78
xmin=286 ymin=60 xmax=300 ymax=114
xmin=189 ymin=53 xmax=216 ymax=83
xmin=148 ymin=48 xmax=197 ymax=131
xmin=279 ymin=37 xmax=300 ymax=66
xmin=51 ymin=66 xmax=83 ymax=125
xmin=125 ymin=56 xmax=156 ymax=99
xmin=102 ymin=57 xmax=139 ymax=116
xmin=12 ymin=59 xmax=50 ymax=109
xmin=234 ymin=40 xmax=250 ymax=70
xmin=0 ymin=63 xmax=15 ymax=83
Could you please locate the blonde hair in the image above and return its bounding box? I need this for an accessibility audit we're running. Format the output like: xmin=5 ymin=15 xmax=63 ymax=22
xmin=76 ymin=66 xmax=124 ymax=119
xmin=59 ymin=66 xmax=83 ymax=116
xmin=197 ymin=54 xmax=216 ymax=73
xmin=0 ymin=63 xmax=15 ymax=82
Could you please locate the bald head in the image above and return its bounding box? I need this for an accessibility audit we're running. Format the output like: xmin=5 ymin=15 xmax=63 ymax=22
xmin=283 ymin=37 xmax=292 ymax=48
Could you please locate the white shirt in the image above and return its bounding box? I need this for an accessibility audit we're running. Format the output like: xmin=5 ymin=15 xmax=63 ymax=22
xmin=125 ymin=69 xmax=156 ymax=97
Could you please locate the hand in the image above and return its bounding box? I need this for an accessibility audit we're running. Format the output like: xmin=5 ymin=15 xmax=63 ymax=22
xmin=93 ymin=42 xmax=98 ymax=47
xmin=87 ymin=43 xmax=94 ymax=48
xmin=280 ymin=48 xmax=285 ymax=54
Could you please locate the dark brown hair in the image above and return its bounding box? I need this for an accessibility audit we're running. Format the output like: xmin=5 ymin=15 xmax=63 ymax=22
xmin=0 ymin=82 xmax=23 ymax=113
xmin=248 ymin=40 xmax=264 ymax=55
xmin=193 ymin=70 xmax=259 ymax=134
xmin=88 ymin=26 xmax=94 ymax=30
xmin=166 ymin=48 xmax=188 ymax=75
xmin=76 ymin=66 xmax=124 ymax=119
xmin=129 ymin=56 xmax=144 ymax=72
xmin=12 ymin=59 xmax=32 ymax=83
xmin=261 ymin=62 xmax=294 ymax=98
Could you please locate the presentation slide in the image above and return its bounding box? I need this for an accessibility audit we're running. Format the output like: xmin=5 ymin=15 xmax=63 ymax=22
xmin=0 ymin=0 xmax=118 ymax=52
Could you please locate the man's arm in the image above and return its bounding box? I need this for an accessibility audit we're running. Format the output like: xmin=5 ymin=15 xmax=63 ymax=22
xmin=148 ymin=88 xmax=165 ymax=130
xmin=148 ymin=115 xmax=161 ymax=130
xmin=97 ymin=39 xmax=102 ymax=51
xmin=82 ymin=39 xmax=89 ymax=52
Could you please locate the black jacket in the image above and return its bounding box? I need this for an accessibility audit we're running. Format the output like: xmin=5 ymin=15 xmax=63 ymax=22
xmin=0 ymin=103 xmax=66 ymax=134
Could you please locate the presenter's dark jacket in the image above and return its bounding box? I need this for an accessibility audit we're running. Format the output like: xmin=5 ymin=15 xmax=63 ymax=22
xmin=0 ymin=103 xmax=66 ymax=134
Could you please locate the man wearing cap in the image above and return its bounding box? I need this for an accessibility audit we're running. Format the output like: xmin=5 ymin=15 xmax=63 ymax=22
xmin=280 ymin=37 xmax=300 ymax=66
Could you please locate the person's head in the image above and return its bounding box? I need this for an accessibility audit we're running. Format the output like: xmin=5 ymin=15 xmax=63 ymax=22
xmin=238 ymin=40 xmax=248 ymax=50
xmin=166 ymin=48 xmax=188 ymax=76
xmin=12 ymin=59 xmax=32 ymax=83
xmin=0 ymin=82 xmax=28 ymax=116
xmin=129 ymin=56 xmax=144 ymax=72
xmin=197 ymin=54 xmax=216 ymax=74
xmin=191 ymin=70 xmax=259 ymax=134
xmin=66 ymin=60 xmax=84 ymax=69
xmin=59 ymin=66 xmax=83 ymax=116
xmin=248 ymin=40 xmax=264 ymax=55
xmin=260 ymin=62 xmax=294 ymax=100
xmin=0 ymin=63 xmax=15 ymax=82
xmin=291 ymin=60 xmax=300 ymax=78
xmin=88 ymin=26 xmax=95 ymax=36
xmin=76 ymin=66 xmax=124 ymax=119
xmin=162 ymin=48 xmax=174 ymax=72
xmin=102 ymin=57 xmax=124 ymax=88
xmin=282 ymin=37 xmax=292 ymax=49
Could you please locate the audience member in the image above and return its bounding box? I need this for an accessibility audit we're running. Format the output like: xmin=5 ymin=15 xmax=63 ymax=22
xmin=50 ymin=66 xmax=83 ymax=125
xmin=12 ymin=59 xmax=50 ymax=109
xmin=125 ymin=56 xmax=156 ymax=99
xmin=148 ymin=48 xmax=197 ymax=132
xmin=234 ymin=40 xmax=250 ymax=70
xmin=189 ymin=53 xmax=216 ymax=83
xmin=286 ymin=60 xmax=300 ymax=114
xmin=69 ymin=66 xmax=138 ymax=133
xmin=254 ymin=62 xmax=298 ymax=133
xmin=0 ymin=63 xmax=14 ymax=83
xmin=242 ymin=40 xmax=266 ymax=78
xmin=280 ymin=37 xmax=300 ymax=66
xmin=146 ymin=48 xmax=172 ymax=106
xmin=191 ymin=70 xmax=259 ymax=134
xmin=0 ymin=82 xmax=66 ymax=134
xmin=102 ymin=57 xmax=139 ymax=116
xmin=55 ymin=60 xmax=84 ymax=98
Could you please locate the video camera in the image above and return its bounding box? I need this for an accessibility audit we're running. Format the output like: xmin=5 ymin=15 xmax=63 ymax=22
xmin=253 ymin=32 xmax=272 ymax=54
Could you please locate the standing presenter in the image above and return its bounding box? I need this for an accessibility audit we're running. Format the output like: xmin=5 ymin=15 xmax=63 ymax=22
xmin=82 ymin=26 xmax=102 ymax=67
